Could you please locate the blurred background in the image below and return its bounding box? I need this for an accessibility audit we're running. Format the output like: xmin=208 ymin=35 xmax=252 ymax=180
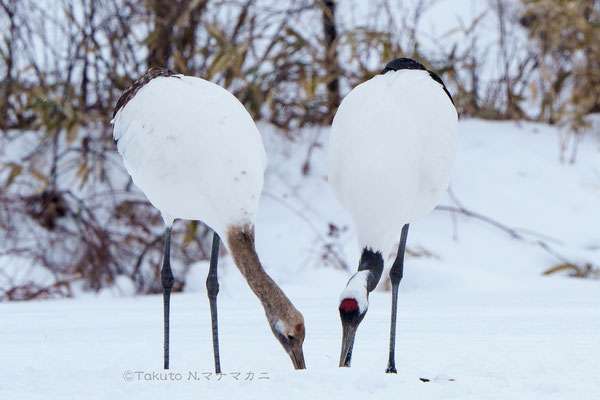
xmin=1 ymin=0 xmax=599 ymax=301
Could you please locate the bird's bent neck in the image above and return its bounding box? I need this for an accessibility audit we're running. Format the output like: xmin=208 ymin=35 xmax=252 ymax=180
xmin=226 ymin=224 xmax=297 ymax=320
xmin=358 ymin=248 xmax=385 ymax=292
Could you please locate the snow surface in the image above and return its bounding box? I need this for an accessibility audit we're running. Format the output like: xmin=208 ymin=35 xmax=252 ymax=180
xmin=2 ymin=119 xmax=600 ymax=399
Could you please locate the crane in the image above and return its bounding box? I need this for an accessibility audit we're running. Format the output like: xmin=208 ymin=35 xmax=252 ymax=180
xmin=112 ymin=67 xmax=306 ymax=372
xmin=328 ymin=58 xmax=458 ymax=373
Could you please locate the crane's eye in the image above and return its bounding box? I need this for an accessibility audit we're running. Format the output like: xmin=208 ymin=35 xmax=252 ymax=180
xmin=287 ymin=334 xmax=294 ymax=341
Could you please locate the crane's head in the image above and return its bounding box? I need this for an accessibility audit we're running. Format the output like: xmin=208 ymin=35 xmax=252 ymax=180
xmin=338 ymin=270 xmax=373 ymax=367
xmin=339 ymin=296 xmax=368 ymax=367
xmin=269 ymin=308 xmax=306 ymax=370
xmin=225 ymin=224 xmax=306 ymax=370
xmin=338 ymin=250 xmax=384 ymax=367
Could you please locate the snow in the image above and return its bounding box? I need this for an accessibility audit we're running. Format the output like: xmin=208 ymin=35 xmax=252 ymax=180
xmin=2 ymin=118 xmax=600 ymax=399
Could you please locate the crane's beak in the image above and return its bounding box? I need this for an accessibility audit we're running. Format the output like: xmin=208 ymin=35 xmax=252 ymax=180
xmin=339 ymin=321 xmax=358 ymax=367
xmin=289 ymin=342 xmax=306 ymax=370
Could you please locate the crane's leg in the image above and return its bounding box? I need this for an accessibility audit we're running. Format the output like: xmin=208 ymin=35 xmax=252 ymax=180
xmin=386 ymin=224 xmax=409 ymax=374
xmin=206 ymin=231 xmax=221 ymax=373
xmin=161 ymin=226 xmax=174 ymax=370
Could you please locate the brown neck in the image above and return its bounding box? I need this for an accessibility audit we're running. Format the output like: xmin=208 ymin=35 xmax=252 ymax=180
xmin=225 ymin=224 xmax=297 ymax=321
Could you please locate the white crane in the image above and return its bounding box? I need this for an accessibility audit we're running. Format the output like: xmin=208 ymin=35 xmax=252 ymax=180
xmin=112 ymin=68 xmax=306 ymax=371
xmin=328 ymin=58 xmax=458 ymax=373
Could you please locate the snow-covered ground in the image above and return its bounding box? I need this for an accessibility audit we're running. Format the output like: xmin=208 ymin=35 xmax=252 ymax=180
xmin=1 ymin=119 xmax=599 ymax=399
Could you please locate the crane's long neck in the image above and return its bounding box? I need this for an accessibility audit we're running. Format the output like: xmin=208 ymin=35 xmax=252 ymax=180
xmin=225 ymin=224 xmax=297 ymax=320
xmin=358 ymin=248 xmax=385 ymax=292
xmin=340 ymin=248 xmax=384 ymax=313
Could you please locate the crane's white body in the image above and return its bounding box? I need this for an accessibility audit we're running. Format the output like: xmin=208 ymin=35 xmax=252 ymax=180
xmin=112 ymin=75 xmax=266 ymax=237
xmin=329 ymin=69 xmax=458 ymax=258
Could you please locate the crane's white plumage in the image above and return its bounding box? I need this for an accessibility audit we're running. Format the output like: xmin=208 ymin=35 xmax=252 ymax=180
xmin=332 ymin=60 xmax=458 ymax=371
xmin=328 ymin=69 xmax=458 ymax=256
xmin=111 ymin=70 xmax=305 ymax=371
xmin=339 ymin=270 xmax=370 ymax=313
xmin=112 ymin=75 xmax=266 ymax=236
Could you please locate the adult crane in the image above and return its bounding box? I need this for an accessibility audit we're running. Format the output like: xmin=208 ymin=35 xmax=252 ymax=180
xmin=112 ymin=68 xmax=306 ymax=372
xmin=328 ymin=58 xmax=458 ymax=373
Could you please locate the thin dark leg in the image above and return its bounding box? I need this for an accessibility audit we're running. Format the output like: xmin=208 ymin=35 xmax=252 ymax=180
xmin=386 ymin=224 xmax=409 ymax=374
xmin=206 ymin=231 xmax=221 ymax=373
xmin=161 ymin=226 xmax=174 ymax=370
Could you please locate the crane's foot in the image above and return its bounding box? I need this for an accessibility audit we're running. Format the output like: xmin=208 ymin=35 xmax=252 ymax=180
xmin=386 ymin=366 xmax=397 ymax=374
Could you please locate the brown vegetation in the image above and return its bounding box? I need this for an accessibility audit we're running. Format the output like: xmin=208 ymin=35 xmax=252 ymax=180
xmin=1 ymin=0 xmax=598 ymax=299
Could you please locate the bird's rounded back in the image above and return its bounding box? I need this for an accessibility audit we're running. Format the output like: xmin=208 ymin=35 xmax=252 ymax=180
xmin=112 ymin=72 xmax=267 ymax=237
xmin=328 ymin=67 xmax=458 ymax=253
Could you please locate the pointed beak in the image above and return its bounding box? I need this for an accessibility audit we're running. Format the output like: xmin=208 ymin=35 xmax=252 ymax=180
xmin=339 ymin=321 xmax=358 ymax=367
xmin=289 ymin=343 xmax=306 ymax=370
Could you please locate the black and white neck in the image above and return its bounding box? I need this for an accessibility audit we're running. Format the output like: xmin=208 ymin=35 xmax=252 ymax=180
xmin=339 ymin=248 xmax=385 ymax=313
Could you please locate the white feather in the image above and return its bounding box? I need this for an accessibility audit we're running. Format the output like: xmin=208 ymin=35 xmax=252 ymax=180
xmin=274 ymin=319 xmax=286 ymax=334
xmin=328 ymin=69 xmax=458 ymax=255
xmin=339 ymin=270 xmax=370 ymax=313
xmin=112 ymin=75 xmax=267 ymax=237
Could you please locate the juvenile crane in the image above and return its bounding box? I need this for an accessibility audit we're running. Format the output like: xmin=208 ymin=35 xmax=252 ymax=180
xmin=112 ymin=68 xmax=306 ymax=372
xmin=328 ymin=58 xmax=457 ymax=373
